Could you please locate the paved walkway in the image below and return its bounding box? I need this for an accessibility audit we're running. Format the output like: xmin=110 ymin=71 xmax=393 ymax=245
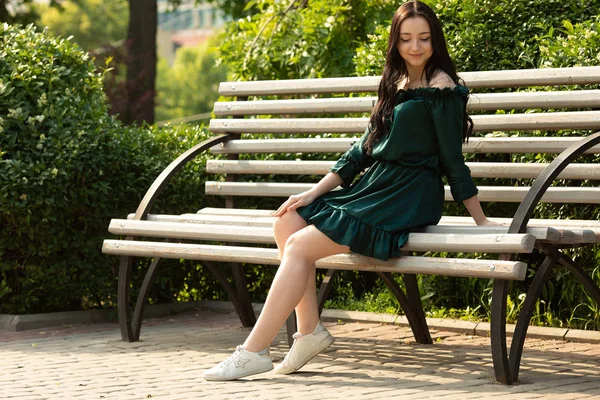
xmin=1 ymin=309 xmax=600 ymax=399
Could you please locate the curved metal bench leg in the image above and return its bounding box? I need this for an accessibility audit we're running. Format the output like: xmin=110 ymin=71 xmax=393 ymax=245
xmin=118 ymin=255 xmax=135 ymax=342
xmin=286 ymin=311 xmax=297 ymax=346
xmin=317 ymin=269 xmax=338 ymax=314
xmin=131 ymin=256 xmax=164 ymax=341
xmin=491 ymin=278 xmax=511 ymax=384
xmin=557 ymin=252 xmax=600 ymax=306
xmin=377 ymin=272 xmax=432 ymax=344
xmin=403 ymin=273 xmax=432 ymax=344
xmin=508 ymin=248 xmax=559 ymax=383
xmin=202 ymin=260 xmax=257 ymax=327
xmin=231 ymin=263 xmax=256 ymax=327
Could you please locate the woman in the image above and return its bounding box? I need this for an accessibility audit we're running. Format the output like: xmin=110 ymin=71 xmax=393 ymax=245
xmin=205 ymin=0 xmax=497 ymax=381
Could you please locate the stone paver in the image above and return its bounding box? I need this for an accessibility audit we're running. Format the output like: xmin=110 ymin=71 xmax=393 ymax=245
xmin=1 ymin=309 xmax=600 ymax=399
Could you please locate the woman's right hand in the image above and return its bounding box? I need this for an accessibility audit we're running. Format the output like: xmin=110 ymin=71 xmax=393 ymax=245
xmin=272 ymin=191 xmax=318 ymax=217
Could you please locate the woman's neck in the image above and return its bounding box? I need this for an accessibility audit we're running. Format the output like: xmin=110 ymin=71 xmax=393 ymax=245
xmin=405 ymin=65 xmax=427 ymax=89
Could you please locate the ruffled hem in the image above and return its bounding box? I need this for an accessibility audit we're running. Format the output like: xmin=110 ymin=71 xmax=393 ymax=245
xmin=296 ymin=199 xmax=409 ymax=261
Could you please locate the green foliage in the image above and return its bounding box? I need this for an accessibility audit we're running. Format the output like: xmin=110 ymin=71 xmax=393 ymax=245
xmin=354 ymin=0 xmax=600 ymax=74
xmin=209 ymin=0 xmax=258 ymax=19
xmin=535 ymin=17 xmax=600 ymax=68
xmin=218 ymin=0 xmax=384 ymax=80
xmin=38 ymin=0 xmax=128 ymax=53
xmin=0 ymin=24 xmax=223 ymax=314
xmin=156 ymin=38 xmax=228 ymax=123
xmin=1 ymin=0 xmax=46 ymax=25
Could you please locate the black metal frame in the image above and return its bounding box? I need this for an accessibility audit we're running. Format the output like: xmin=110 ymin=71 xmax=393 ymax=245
xmin=115 ymin=122 xmax=600 ymax=385
xmin=490 ymin=131 xmax=600 ymax=384
xmin=117 ymin=133 xmax=255 ymax=341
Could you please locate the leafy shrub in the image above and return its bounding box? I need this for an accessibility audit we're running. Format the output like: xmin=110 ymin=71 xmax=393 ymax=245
xmin=354 ymin=0 xmax=600 ymax=74
xmin=0 ymin=24 xmax=222 ymax=314
xmin=535 ymin=17 xmax=600 ymax=68
xmin=218 ymin=0 xmax=397 ymax=80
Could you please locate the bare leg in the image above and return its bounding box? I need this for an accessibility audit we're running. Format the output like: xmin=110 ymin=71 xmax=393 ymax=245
xmin=272 ymin=211 xmax=322 ymax=335
xmin=243 ymin=218 xmax=349 ymax=352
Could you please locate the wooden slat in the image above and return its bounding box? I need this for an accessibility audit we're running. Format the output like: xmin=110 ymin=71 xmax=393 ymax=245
xmin=196 ymin=207 xmax=599 ymax=225
xmin=209 ymin=111 xmax=600 ymax=134
xmin=214 ymin=97 xmax=377 ymax=116
xmin=129 ymin=213 xmax=276 ymax=227
xmin=213 ymin=90 xmax=600 ymax=116
xmin=218 ymin=66 xmax=600 ymax=96
xmin=209 ymin=137 xmax=600 ymax=155
xmin=205 ymin=181 xmax=600 ymax=204
xmin=102 ymin=240 xmax=527 ymax=280
xmin=194 ymin=207 xmax=600 ymax=241
xmin=126 ymin=213 xmax=562 ymax=242
xmin=109 ymin=219 xmax=535 ymax=253
xmin=440 ymin=218 xmax=600 ymax=242
xmin=197 ymin=208 xmax=275 ymax=216
xmin=206 ymin=160 xmax=600 ymax=180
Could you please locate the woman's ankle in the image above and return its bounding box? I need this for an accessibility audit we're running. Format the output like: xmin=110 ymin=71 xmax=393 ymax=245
xmin=242 ymin=342 xmax=270 ymax=354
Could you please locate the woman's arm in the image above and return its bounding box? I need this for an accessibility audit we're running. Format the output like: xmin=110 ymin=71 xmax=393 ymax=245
xmin=463 ymin=194 xmax=501 ymax=226
xmin=272 ymin=172 xmax=343 ymax=217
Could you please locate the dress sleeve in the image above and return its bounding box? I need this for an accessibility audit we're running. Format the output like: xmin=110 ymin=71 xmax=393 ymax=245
xmin=330 ymin=126 xmax=375 ymax=188
xmin=430 ymin=92 xmax=478 ymax=203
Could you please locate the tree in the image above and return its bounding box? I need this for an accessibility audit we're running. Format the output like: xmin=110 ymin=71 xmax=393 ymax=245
xmin=123 ymin=0 xmax=157 ymax=124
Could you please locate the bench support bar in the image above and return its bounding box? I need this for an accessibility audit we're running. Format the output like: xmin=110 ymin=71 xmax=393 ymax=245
xmin=509 ymin=246 xmax=559 ymax=382
xmin=117 ymin=134 xmax=232 ymax=342
xmin=491 ymin=131 xmax=600 ymax=384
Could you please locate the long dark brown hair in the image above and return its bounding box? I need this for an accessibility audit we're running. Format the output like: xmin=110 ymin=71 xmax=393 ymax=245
xmin=363 ymin=0 xmax=473 ymax=154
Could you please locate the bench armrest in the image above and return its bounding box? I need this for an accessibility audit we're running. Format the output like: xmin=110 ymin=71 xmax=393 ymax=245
xmin=130 ymin=134 xmax=231 ymax=221
xmin=508 ymin=130 xmax=600 ymax=235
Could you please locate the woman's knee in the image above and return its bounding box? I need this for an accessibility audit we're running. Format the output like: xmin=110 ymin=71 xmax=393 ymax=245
xmin=273 ymin=210 xmax=305 ymax=236
xmin=283 ymin=230 xmax=311 ymax=260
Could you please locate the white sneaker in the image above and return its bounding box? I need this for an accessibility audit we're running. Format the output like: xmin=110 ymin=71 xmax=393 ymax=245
xmin=204 ymin=345 xmax=273 ymax=381
xmin=274 ymin=321 xmax=335 ymax=375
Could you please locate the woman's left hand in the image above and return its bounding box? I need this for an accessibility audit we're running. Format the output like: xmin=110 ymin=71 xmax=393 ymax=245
xmin=477 ymin=218 xmax=506 ymax=226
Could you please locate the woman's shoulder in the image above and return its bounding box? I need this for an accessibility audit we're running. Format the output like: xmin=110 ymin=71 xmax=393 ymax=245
xmin=429 ymin=70 xmax=456 ymax=89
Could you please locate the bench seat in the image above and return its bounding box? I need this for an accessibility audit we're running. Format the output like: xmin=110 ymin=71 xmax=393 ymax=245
xmin=102 ymin=66 xmax=600 ymax=385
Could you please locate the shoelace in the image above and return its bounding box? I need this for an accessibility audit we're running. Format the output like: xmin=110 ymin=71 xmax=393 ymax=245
xmin=292 ymin=332 xmax=305 ymax=339
xmin=220 ymin=345 xmax=244 ymax=367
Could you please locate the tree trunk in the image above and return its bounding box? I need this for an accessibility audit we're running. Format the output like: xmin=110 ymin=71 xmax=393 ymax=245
xmin=125 ymin=0 xmax=157 ymax=124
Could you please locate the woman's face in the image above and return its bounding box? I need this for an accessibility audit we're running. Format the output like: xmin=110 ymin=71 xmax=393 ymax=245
xmin=396 ymin=16 xmax=433 ymax=70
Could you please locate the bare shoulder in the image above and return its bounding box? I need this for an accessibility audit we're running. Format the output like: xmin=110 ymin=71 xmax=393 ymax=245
xmin=429 ymin=71 xmax=456 ymax=89
xmin=396 ymin=77 xmax=408 ymax=91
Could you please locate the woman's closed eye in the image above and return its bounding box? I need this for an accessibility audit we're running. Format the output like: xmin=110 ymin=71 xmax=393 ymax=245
xmin=400 ymin=37 xmax=431 ymax=42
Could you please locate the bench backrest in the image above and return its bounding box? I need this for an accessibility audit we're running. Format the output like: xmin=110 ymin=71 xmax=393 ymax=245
xmin=206 ymin=67 xmax=600 ymax=210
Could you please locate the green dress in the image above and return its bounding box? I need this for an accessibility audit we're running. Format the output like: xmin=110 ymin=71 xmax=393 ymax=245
xmin=296 ymin=85 xmax=478 ymax=261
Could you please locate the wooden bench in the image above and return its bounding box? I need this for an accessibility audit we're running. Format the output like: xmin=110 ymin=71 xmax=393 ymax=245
xmin=102 ymin=66 xmax=600 ymax=384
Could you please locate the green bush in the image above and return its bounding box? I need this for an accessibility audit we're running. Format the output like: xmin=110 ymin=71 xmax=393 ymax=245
xmin=0 ymin=24 xmax=223 ymax=314
xmin=354 ymin=0 xmax=600 ymax=74
xmin=535 ymin=17 xmax=600 ymax=68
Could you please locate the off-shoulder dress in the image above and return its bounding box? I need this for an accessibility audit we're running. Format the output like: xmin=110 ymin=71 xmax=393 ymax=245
xmin=296 ymin=85 xmax=479 ymax=261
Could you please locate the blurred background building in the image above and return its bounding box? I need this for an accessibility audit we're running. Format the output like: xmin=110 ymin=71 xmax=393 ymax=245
xmin=157 ymin=0 xmax=227 ymax=65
